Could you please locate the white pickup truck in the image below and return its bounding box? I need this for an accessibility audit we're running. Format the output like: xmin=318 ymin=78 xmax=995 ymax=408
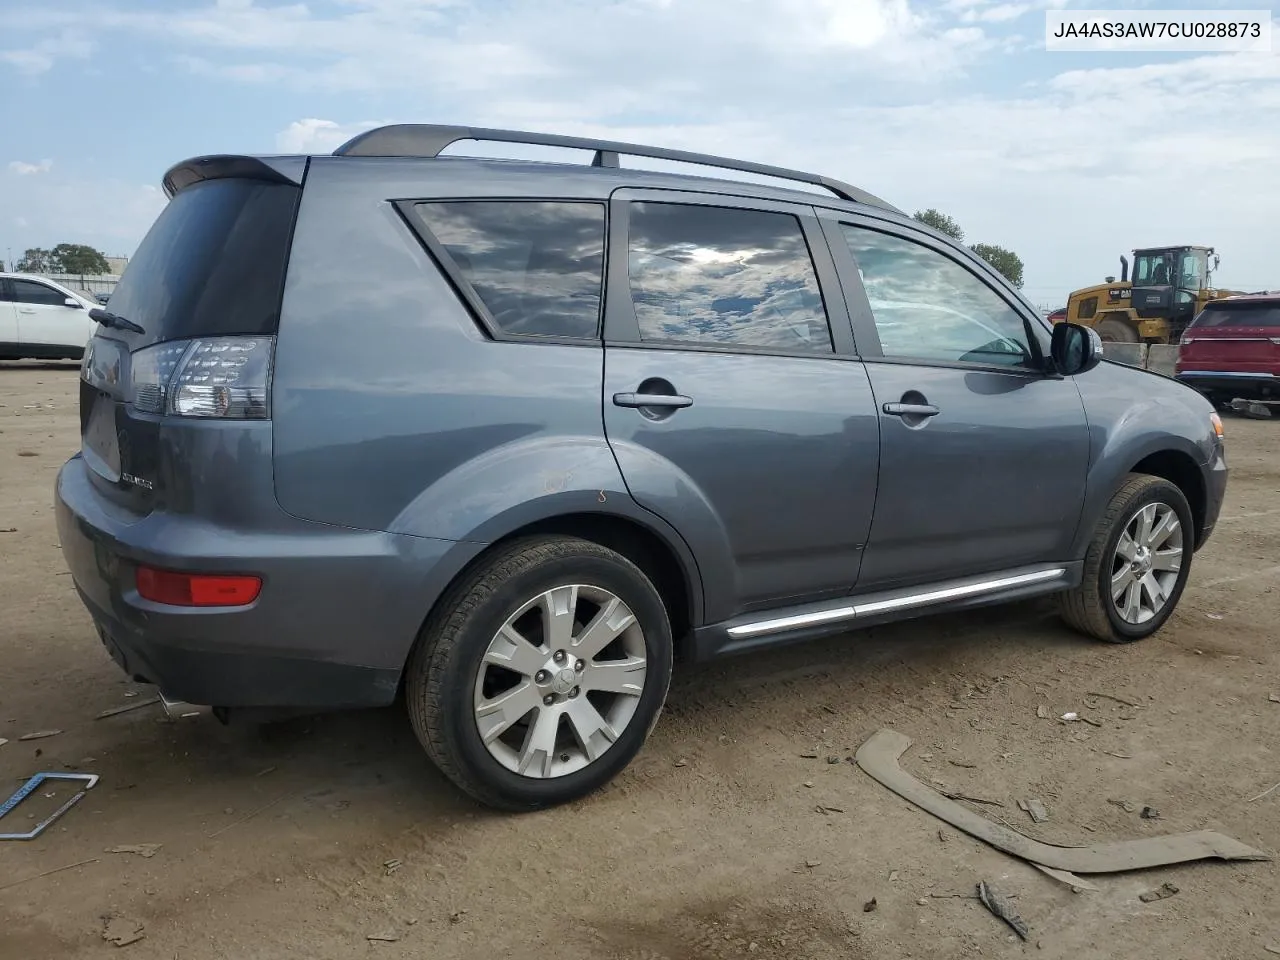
xmin=1 ymin=273 xmax=101 ymax=361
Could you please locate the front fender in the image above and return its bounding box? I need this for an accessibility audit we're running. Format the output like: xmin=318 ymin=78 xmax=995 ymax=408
xmin=1071 ymin=363 xmax=1218 ymax=557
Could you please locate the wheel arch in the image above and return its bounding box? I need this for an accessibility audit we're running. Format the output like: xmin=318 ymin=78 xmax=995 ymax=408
xmin=1129 ymin=449 xmax=1208 ymax=548
xmin=405 ymin=508 xmax=705 ymax=680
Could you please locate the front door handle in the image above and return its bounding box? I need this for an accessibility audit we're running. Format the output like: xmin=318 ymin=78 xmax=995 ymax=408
xmin=883 ymin=402 xmax=939 ymax=417
xmin=613 ymin=392 xmax=693 ymax=409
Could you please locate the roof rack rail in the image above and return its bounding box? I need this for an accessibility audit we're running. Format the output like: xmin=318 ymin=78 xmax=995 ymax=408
xmin=332 ymin=124 xmax=901 ymax=213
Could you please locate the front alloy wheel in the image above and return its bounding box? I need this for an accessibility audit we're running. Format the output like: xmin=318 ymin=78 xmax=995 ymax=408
xmin=1108 ymin=502 xmax=1184 ymax=625
xmin=1058 ymin=473 xmax=1195 ymax=643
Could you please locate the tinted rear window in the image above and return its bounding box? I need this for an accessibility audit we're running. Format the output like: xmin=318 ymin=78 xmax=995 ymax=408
xmin=1192 ymin=302 xmax=1280 ymax=328
xmin=106 ymin=178 xmax=301 ymax=343
xmin=412 ymin=200 xmax=606 ymax=339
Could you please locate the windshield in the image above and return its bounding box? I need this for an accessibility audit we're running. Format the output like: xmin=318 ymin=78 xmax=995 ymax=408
xmin=1132 ymin=251 xmax=1173 ymax=286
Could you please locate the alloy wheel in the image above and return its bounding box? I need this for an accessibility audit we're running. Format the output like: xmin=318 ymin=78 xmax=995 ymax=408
xmin=1110 ymin=502 xmax=1183 ymax=625
xmin=472 ymin=584 xmax=648 ymax=779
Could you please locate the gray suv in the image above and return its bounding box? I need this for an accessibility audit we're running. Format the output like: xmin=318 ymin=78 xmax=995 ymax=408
xmin=55 ymin=125 xmax=1228 ymax=811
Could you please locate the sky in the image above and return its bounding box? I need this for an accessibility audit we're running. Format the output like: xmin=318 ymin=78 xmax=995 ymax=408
xmin=1 ymin=0 xmax=1277 ymax=308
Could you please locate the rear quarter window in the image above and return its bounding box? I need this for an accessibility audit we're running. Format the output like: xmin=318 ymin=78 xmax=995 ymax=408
xmin=407 ymin=200 xmax=606 ymax=340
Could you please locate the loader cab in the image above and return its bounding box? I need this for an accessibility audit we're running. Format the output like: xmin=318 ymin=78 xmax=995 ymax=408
xmin=1131 ymin=245 xmax=1215 ymax=325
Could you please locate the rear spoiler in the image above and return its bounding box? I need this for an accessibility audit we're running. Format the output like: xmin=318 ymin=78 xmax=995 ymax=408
xmin=161 ymin=155 xmax=308 ymax=199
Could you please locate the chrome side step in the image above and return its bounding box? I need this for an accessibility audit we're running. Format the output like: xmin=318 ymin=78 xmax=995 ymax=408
xmin=725 ymin=566 xmax=1068 ymax=641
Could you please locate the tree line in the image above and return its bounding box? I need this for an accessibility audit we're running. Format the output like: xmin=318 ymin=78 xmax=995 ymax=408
xmin=910 ymin=209 xmax=1024 ymax=289
xmin=5 ymin=244 xmax=112 ymax=275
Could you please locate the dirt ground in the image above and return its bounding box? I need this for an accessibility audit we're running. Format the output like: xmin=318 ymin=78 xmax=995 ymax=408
xmin=1 ymin=361 xmax=1278 ymax=960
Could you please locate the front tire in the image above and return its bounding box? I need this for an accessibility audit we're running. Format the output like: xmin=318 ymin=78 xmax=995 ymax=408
xmin=1058 ymin=474 xmax=1194 ymax=643
xmin=1095 ymin=317 xmax=1139 ymax=343
xmin=405 ymin=536 xmax=673 ymax=811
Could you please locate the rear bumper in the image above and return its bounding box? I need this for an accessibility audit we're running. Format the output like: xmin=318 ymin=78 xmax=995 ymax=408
xmin=1175 ymin=371 xmax=1280 ymax=400
xmin=55 ymin=453 xmax=479 ymax=709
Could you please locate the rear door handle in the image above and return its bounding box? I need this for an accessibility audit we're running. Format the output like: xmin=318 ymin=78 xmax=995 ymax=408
xmin=883 ymin=402 xmax=939 ymax=417
xmin=613 ymin=393 xmax=693 ymax=409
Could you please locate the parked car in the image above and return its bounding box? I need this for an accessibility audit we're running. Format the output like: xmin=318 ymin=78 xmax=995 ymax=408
xmin=55 ymin=125 xmax=1228 ymax=811
xmin=1176 ymin=292 xmax=1280 ymax=407
xmin=1 ymin=272 xmax=99 ymax=361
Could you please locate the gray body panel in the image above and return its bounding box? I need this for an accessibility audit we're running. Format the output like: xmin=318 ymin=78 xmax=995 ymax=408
xmin=53 ymin=145 xmax=1228 ymax=712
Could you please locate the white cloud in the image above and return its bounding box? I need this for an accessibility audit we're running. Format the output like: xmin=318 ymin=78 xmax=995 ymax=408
xmin=275 ymin=119 xmax=385 ymax=153
xmin=0 ymin=30 xmax=93 ymax=75
xmin=8 ymin=159 xmax=53 ymax=175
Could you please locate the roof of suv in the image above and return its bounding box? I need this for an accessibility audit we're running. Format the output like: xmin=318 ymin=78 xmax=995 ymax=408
xmin=162 ymin=123 xmax=907 ymax=221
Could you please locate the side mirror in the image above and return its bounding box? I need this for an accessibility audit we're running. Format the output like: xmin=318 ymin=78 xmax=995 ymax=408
xmin=64 ymin=297 xmax=82 ymax=309
xmin=1050 ymin=321 xmax=1102 ymax=376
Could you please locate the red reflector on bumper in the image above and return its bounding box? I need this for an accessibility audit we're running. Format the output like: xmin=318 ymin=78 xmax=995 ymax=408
xmin=136 ymin=567 xmax=262 ymax=607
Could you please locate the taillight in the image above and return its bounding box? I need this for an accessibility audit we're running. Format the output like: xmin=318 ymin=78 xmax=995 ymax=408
xmin=129 ymin=336 xmax=273 ymax=419
xmin=136 ymin=566 xmax=262 ymax=607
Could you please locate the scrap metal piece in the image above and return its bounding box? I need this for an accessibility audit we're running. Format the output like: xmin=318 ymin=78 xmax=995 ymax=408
xmin=0 ymin=773 xmax=100 ymax=841
xmin=854 ymin=729 xmax=1270 ymax=873
xmin=1029 ymin=863 xmax=1100 ymax=892
xmin=977 ymin=881 xmax=1029 ymax=940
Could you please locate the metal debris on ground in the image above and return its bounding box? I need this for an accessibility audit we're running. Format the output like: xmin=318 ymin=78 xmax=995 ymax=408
xmin=95 ymin=697 xmax=162 ymax=720
xmin=1079 ymin=716 xmax=1103 ymax=727
xmin=1140 ymin=807 xmax=1161 ymax=820
xmin=1248 ymin=781 xmax=1280 ymax=803
xmin=1018 ymin=799 xmax=1050 ymax=823
xmin=0 ymin=738 xmax=8 ymax=748
xmin=799 ymin=753 xmax=818 ymax=759
xmin=977 ymin=881 xmax=1029 ymax=940
xmin=1029 ymin=864 xmax=1099 ymax=892
xmin=0 ymin=773 xmax=100 ymax=841
xmin=1108 ymin=798 xmax=1138 ymax=813
xmin=804 ymin=859 xmax=821 ymax=868
xmin=672 ymin=759 xmax=687 ymax=767
xmin=938 ymin=830 xmax=951 ymax=842
xmin=1139 ymin=882 xmax=1179 ymax=903
xmin=384 ymin=859 xmax=402 ymax=875
xmin=102 ymin=917 xmax=145 ymax=947
xmin=827 ymin=755 xmax=840 ymax=764
xmin=18 ymin=729 xmax=63 ymax=741
xmin=814 ymin=804 xmax=845 ymax=815
xmin=1060 ymin=712 xmax=1079 ymax=722
xmin=1269 ymin=694 xmax=1280 ymax=704
xmin=853 ymin=728 xmax=1272 ymax=874
xmin=367 ymin=933 xmax=402 ymax=943
xmin=1087 ymin=691 xmax=1142 ymax=708
xmin=107 ymin=844 xmax=162 ymax=859
xmin=862 ymin=898 xmax=878 ymax=912
xmin=949 ymin=759 xmax=977 ymax=769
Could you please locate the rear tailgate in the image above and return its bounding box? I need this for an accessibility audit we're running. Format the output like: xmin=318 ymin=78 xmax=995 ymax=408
xmin=1180 ymin=301 xmax=1280 ymax=373
xmin=78 ymin=161 xmax=304 ymax=517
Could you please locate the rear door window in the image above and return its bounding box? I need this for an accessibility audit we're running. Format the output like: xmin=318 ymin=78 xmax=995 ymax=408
xmin=410 ymin=200 xmax=606 ymax=340
xmin=625 ymin=201 xmax=833 ymax=354
xmin=105 ymin=177 xmax=302 ymax=345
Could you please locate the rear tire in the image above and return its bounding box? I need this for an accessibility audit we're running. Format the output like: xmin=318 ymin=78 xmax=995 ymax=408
xmin=1058 ymin=474 xmax=1194 ymax=643
xmin=405 ymin=535 xmax=673 ymax=811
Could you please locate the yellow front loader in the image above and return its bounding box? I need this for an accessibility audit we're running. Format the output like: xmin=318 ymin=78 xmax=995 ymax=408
xmin=1058 ymin=245 xmax=1248 ymax=344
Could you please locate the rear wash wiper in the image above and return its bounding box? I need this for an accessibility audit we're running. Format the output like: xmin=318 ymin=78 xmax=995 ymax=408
xmin=88 ymin=307 xmax=145 ymax=335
